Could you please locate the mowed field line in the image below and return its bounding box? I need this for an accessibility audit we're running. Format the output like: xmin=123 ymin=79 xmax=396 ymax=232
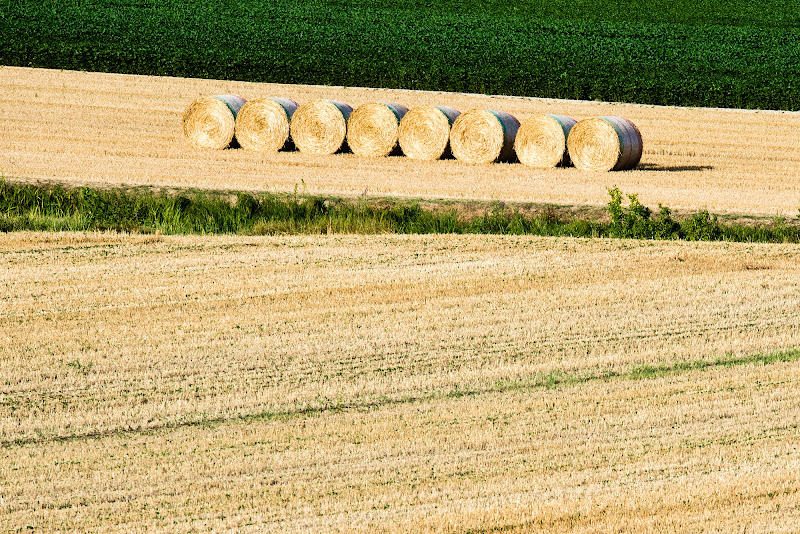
xmin=2 ymin=66 xmax=800 ymax=215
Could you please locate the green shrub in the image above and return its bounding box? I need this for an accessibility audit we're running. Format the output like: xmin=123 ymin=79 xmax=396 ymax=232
xmin=607 ymin=187 xmax=682 ymax=240
xmin=681 ymin=211 xmax=723 ymax=241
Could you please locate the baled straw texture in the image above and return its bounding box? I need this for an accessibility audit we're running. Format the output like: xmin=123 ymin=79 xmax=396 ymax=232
xmin=347 ymin=102 xmax=409 ymax=157
xmin=290 ymin=99 xmax=353 ymax=155
xmin=567 ymin=116 xmax=643 ymax=171
xmin=398 ymin=105 xmax=461 ymax=160
xmin=183 ymin=95 xmax=246 ymax=149
xmin=450 ymin=109 xmax=520 ymax=164
xmin=235 ymin=97 xmax=298 ymax=151
xmin=515 ymin=114 xmax=577 ymax=168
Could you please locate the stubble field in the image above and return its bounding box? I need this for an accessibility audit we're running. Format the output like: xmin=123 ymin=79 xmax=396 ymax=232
xmin=3 ymin=66 xmax=800 ymax=531
xmin=1 ymin=66 xmax=800 ymax=216
xmin=2 ymin=232 xmax=800 ymax=531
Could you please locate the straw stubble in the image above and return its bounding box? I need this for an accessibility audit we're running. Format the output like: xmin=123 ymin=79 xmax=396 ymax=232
xmin=450 ymin=109 xmax=520 ymax=164
xmin=567 ymin=116 xmax=643 ymax=171
xmin=5 ymin=233 xmax=800 ymax=531
xmin=11 ymin=67 xmax=800 ymax=216
xmin=235 ymin=97 xmax=298 ymax=152
xmin=290 ymin=99 xmax=353 ymax=155
xmin=347 ymin=102 xmax=409 ymax=157
xmin=182 ymin=95 xmax=246 ymax=149
xmin=398 ymin=105 xmax=461 ymax=160
xmin=515 ymin=114 xmax=577 ymax=168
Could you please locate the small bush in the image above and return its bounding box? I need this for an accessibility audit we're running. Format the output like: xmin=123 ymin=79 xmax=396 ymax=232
xmin=681 ymin=210 xmax=723 ymax=241
xmin=607 ymin=187 xmax=682 ymax=240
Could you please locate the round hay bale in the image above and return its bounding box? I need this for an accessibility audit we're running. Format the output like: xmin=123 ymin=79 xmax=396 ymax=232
xmin=515 ymin=114 xmax=577 ymax=168
xmin=450 ymin=109 xmax=520 ymax=164
xmin=235 ymin=97 xmax=298 ymax=151
xmin=567 ymin=116 xmax=643 ymax=171
xmin=290 ymin=99 xmax=353 ymax=155
xmin=347 ymin=102 xmax=409 ymax=157
xmin=183 ymin=95 xmax=246 ymax=149
xmin=398 ymin=105 xmax=461 ymax=160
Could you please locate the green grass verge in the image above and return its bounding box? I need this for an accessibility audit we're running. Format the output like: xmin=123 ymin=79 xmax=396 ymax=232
xmin=2 ymin=179 xmax=799 ymax=243
xmin=479 ymin=348 xmax=800 ymax=395
xmin=2 ymin=0 xmax=799 ymax=110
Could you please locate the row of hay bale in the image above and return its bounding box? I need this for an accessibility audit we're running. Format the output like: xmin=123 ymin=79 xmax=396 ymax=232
xmin=183 ymin=95 xmax=643 ymax=171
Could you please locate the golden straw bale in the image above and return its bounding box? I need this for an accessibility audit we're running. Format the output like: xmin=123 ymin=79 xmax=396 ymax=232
xmin=347 ymin=102 xmax=409 ymax=157
xmin=567 ymin=116 xmax=643 ymax=171
xmin=450 ymin=109 xmax=520 ymax=164
xmin=398 ymin=105 xmax=461 ymax=160
xmin=515 ymin=114 xmax=577 ymax=168
xmin=182 ymin=95 xmax=246 ymax=149
xmin=290 ymin=99 xmax=353 ymax=155
xmin=235 ymin=97 xmax=298 ymax=151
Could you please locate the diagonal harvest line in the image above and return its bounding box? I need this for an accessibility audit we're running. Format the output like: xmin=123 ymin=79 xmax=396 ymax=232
xmin=2 ymin=348 xmax=799 ymax=448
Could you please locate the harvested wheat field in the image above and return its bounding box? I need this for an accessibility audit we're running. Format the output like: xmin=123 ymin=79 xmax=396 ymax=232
xmin=2 ymin=232 xmax=800 ymax=531
xmin=1 ymin=66 xmax=800 ymax=215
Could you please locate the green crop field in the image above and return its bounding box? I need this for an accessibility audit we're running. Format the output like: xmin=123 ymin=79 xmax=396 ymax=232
xmin=2 ymin=0 xmax=799 ymax=110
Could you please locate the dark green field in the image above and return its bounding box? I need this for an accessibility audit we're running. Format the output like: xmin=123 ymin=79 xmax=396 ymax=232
xmin=2 ymin=0 xmax=799 ymax=110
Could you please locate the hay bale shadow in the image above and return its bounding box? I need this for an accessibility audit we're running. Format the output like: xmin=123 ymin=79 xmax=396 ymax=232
xmin=638 ymin=163 xmax=714 ymax=172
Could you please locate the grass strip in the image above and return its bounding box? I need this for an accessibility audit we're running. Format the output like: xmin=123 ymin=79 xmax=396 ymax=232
xmin=2 ymin=179 xmax=800 ymax=243
xmin=5 ymin=348 xmax=798 ymax=448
